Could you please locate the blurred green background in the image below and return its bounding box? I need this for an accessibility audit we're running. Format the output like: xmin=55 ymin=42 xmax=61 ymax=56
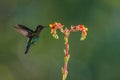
xmin=0 ymin=0 xmax=120 ymax=80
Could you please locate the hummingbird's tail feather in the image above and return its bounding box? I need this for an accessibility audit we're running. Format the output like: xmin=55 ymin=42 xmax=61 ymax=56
xmin=25 ymin=38 xmax=32 ymax=54
xmin=25 ymin=44 xmax=31 ymax=54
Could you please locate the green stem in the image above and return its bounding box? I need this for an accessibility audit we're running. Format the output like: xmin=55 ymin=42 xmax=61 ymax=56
xmin=62 ymin=37 xmax=70 ymax=80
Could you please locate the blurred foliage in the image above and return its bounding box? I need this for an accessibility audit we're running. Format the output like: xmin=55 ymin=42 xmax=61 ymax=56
xmin=0 ymin=0 xmax=120 ymax=80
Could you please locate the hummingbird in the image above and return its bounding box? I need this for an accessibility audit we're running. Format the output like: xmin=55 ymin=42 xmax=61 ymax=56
xmin=15 ymin=24 xmax=46 ymax=54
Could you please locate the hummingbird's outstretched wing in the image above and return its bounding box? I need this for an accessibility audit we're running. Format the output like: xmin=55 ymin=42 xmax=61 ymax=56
xmin=15 ymin=24 xmax=34 ymax=38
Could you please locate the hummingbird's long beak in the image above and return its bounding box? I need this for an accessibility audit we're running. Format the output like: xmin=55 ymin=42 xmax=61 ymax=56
xmin=44 ymin=26 xmax=49 ymax=28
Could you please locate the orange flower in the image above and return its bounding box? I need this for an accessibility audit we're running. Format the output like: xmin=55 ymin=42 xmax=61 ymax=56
xmin=49 ymin=24 xmax=57 ymax=30
xmin=49 ymin=23 xmax=58 ymax=39
xmin=55 ymin=22 xmax=64 ymax=29
xmin=71 ymin=26 xmax=78 ymax=32
xmin=49 ymin=22 xmax=64 ymax=39
xmin=77 ymin=25 xmax=88 ymax=40
xmin=77 ymin=25 xmax=88 ymax=31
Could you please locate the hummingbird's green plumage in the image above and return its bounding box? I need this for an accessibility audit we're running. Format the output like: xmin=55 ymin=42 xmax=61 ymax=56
xmin=15 ymin=24 xmax=45 ymax=54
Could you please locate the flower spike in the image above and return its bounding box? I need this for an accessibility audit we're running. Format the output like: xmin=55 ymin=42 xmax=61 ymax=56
xmin=49 ymin=22 xmax=88 ymax=80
